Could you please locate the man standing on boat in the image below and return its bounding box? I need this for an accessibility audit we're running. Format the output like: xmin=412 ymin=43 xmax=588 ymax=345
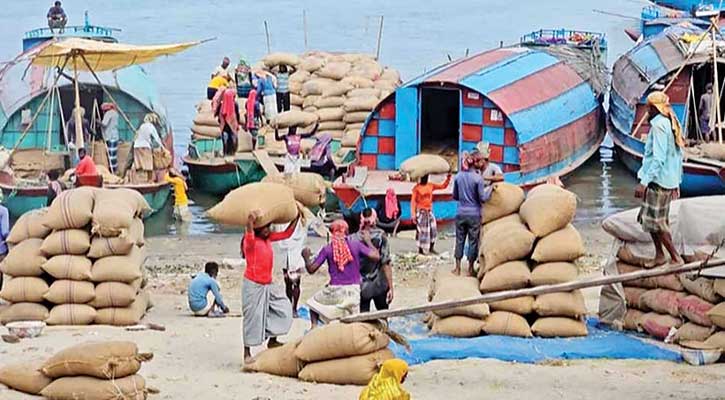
xmin=211 ymin=57 xmax=234 ymax=82
xmin=635 ymin=91 xmax=684 ymax=267
xmin=100 ymin=103 xmax=120 ymax=173
xmin=476 ymin=142 xmax=504 ymax=187
xmin=47 ymin=1 xmax=67 ymax=34
xmin=699 ymin=83 xmax=714 ymax=141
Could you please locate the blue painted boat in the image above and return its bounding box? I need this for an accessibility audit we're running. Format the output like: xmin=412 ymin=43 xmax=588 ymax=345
xmin=0 ymin=16 xmax=197 ymax=217
xmin=334 ymin=29 xmax=608 ymax=224
xmin=653 ymin=0 xmax=725 ymax=14
xmin=628 ymin=5 xmax=710 ymax=40
xmin=609 ymin=25 xmax=725 ymax=196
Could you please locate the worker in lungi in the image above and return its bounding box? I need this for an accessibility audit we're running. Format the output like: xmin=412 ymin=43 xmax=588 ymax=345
xmin=453 ymin=151 xmax=492 ymax=276
xmin=188 ymin=262 xmax=229 ymax=317
xmin=246 ymin=81 xmax=262 ymax=149
xmin=699 ymin=82 xmax=713 ymax=141
xmin=275 ymin=122 xmax=319 ymax=175
xmin=130 ymin=113 xmax=163 ymax=184
xmin=241 ymin=210 xmax=298 ymax=364
xmin=354 ymin=208 xmax=394 ymax=313
xmin=635 ymin=91 xmax=684 ymax=267
xmin=100 ymin=103 xmax=120 ymax=173
xmin=411 ymin=173 xmax=452 ymax=255
xmin=302 ymin=219 xmax=380 ymax=328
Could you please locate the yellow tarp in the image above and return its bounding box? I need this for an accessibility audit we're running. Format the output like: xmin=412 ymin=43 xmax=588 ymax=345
xmin=30 ymin=38 xmax=201 ymax=72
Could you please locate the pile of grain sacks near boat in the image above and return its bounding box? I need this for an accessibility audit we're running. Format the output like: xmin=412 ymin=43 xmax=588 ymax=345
xmin=245 ymin=322 xmax=393 ymax=385
xmin=0 ymin=187 xmax=152 ymax=326
xmin=426 ymin=183 xmax=589 ymax=338
xmin=0 ymin=341 xmax=152 ymax=398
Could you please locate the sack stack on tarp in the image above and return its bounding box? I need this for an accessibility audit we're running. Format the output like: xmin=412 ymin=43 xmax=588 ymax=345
xmin=245 ymin=322 xmax=393 ymax=385
xmin=0 ymin=187 xmax=152 ymax=327
xmin=0 ymin=341 xmax=153 ymax=398
xmin=598 ymin=196 xmax=725 ymax=349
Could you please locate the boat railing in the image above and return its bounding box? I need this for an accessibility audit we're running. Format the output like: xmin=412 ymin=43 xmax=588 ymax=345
xmin=520 ymin=29 xmax=607 ymax=49
xmin=24 ymin=25 xmax=119 ymax=39
xmin=642 ymin=5 xmax=688 ymax=20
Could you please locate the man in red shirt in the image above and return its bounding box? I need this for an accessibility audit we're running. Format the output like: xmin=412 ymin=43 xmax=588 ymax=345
xmin=241 ymin=210 xmax=297 ymax=365
xmin=74 ymin=148 xmax=98 ymax=177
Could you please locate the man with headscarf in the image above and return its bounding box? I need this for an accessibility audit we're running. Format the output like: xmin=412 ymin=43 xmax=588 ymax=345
xmin=376 ymin=187 xmax=401 ymax=236
xmin=360 ymin=359 xmax=410 ymax=400
xmin=302 ymin=219 xmax=380 ymax=328
xmin=699 ymin=82 xmax=714 ymax=141
xmin=354 ymin=208 xmax=394 ymax=313
xmin=130 ymin=113 xmax=163 ymax=183
xmin=635 ymin=91 xmax=684 ymax=267
xmin=100 ymin=103 xmax=120 ymax=172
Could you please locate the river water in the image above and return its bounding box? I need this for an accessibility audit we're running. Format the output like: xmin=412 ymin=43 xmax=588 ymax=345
xmin=0 ymin=0 xmax=647 ymax=236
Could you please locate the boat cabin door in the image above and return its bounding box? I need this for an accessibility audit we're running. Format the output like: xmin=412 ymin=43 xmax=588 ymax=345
xmin=59 ymin=84 xmax=104 ymax=145
xmin=419 ymin=86 xmax=461 ymax=168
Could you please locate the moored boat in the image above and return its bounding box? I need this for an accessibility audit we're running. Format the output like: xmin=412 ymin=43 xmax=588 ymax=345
xmin=334 ymin=29 xmax=609 ymax=224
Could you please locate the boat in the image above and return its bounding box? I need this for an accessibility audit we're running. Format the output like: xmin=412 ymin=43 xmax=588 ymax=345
xmin=334 ymin=29 xmax=609 ymax=225
xmin=609 ymin=24 xmax=725 ymax=196
xmin=652 ymin=0 xmax=725 ymax=15
xmin=0 ymin=15 xmax=200 ymax=217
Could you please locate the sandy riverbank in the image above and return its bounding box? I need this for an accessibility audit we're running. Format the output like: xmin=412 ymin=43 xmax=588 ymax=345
xmin=2 ymin=221 xmax=724 ymax=399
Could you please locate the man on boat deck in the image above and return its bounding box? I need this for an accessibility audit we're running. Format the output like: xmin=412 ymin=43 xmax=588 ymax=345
xmin=100 ymin=103 xmax=120 ymax=173
xmin=47 ymin=1 xmax=67 ymax=34
xmin=411 ymin=173 xmax=452 ymax=255
xmin=74 ymin=148 xmax=98 ymax=178
xmin=66 ymin=107 xmax=91 ymax=154
xmin=476 ymin=142 xmax=504 ymax=187
xmin=699 ymin=83 xmax=713 ymax=141
xmin=130 ymin=113 xmax=163 ymax=184
xmin=211 ymin=57 xmax=234 ymax=82
xmin=275 ymin=122 xmax=319 ymax=175
xmin=635 ymin=91 xmax=684 ymax=267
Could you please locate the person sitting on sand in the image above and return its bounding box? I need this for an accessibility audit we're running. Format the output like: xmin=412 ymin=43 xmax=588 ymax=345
xmin=241 ymin=210 xmax=298 ymax=364
xmin=359 ymin=359 xmax=410 ymax=400
xmin=302 ymin=219 xmax=380 ymax=328
xmin=411 ymin=173 xmax=451 ymax=255
xmin=275 ymin=122 xmax=319 ymax=175
xmin=188 ymin=262 xmax=229 ymax=317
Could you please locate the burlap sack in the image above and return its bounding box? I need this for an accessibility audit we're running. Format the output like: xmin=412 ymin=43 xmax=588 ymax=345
xmin=321 ymin=82 xmax=352 ymax=98
xmin=300 ymin=56 xmax=324 ymax=72
xmin=640 ymin=289 xmax=686 ymax=317
xmin=317 ymin=61 xmax=351 ymax=80
xmin=1 ymin=238 xmax=46 ymax=276
xmin=191 ymin=123 xmax=221 ymax=138
xmin=380 ymin=68 xmax=401 ymax=82
xmin=318 ymin=121 xmax=347 ymax=131
xmin=481 ymin=222 xmax=535 ymax=272
xmin=623 ymin=287 xmax=649 ymax=310
xmin=432 ymin=277 xmax=490 ymax=319
xmin=91 ymin=246 xmax=146 ymax=283
xmin=41 ymin=375 xmax=147 ymax=400
xmin=715 ymin=279 xmax=725 ymax=297
xmin=530 ymin=262 xmax=578 ymax=286
xmin=481 ymin=183 xmax=525 ymax=223
xmin=531 ymin=224 xmax=585 ymax=263
xmin=679 ymin=275 xmax=721 ymax=303
xmin=316 ymin=107 xmax=345 ymax=122
xmin=94 ymin=291 xmax=150 ymax=326
xmin=262 ymin=52 xmax=301 ymax=67
xmin=298 ymin=348 xmax=393 ymax=386
xmin=343 ymin=111 xmax=370 ymax=124
xmin=0 ymin=361 xmax=52 ymax=395
xmin=88 ymin=232 xmax=135 ymax=258
xmin=532 ymin=317 xmax=588 ymax=337
xmin=640 ymin=312 xmax=682 ymax=340
xmin=271 ymin=110 xmax=319 ymax=129
xmin=519 ymin=184 xmax=577 ymax=237
xmin=44 ymin=186 xmax=96 ymax=230
xmin=616 ymin=245 xmax=649 ymax=267
xmin=677 ymin=295 xmax=714 ymax=327
xmin=0 ymin=302 xmax=49 ymax=324
xmin=243 ymin=339 xmax=302 ymax=377
xmin=488 ymin=296 xmax=534 ymax=315
xmin=400 ymin=154 xmax=450 ymax=180
xmin=348 ymin=88 xmax=381 ymax=98
xmin=301 ymin=78 xmax=334 ymax=96
xmin=343 ymin=96 xmax=378 ymax=112
xmin=534 ymin=291 xmax=587 ymax=318
xmin=0 ymin=277 xmax=49 ymax=302
xmin=482 ymin=311 xmax=532 ymax=337
xmin=302 ymin=95 xmax=321 ymax=109
xmin=41 ymin=255 xmax=93 ymax=281
xmin=701 ymin=142 xmax=725 ymax=161
xmin=42 ymin=341 xmax=151 ymax=379
xmin=341 ymin=76 xmax=374 ymax=89
xmin=92 ymin=189 xmax=150 ymax=237
xmin=295 ymin=322 xmax=389 ymax=362
xmin=706 ymin=302 xmax=725 ymax=329
xmin=623 ymin=309 xmax=645 ymax=331
xmin=43 ymin=280 xmax=96 ymax=304
xmin=291 ymin=93 xmax=304 ymax=106
xmin=479 ymin=261 xmax=531 ymax=293
xmin=482 ymin=213 xmax=523 ymax=234
xmin=315 ymin=96 xmax=345 ymax=108
xmin=46 ymin=304 xmax=97 ymax=325
xmin=290 ymin=70 xmax=310 ymax=83
xmin=617 ymin=263 xmax=682 ymax=290
xmin=90 ymin=281 xmax=140 ymax=308
xmin=7 ymin=209 xmax=51 ymax=244
xmin=192 ymin=110 xmax=217 ymax=126
xmin=342 ymin=129 xmax=361 ymax=147
xmin=41 ymin=229 xmax=91 ymax=256
xmin=152 ymin=147 xmax=172 ymax=170
xmin=674 ymin=322 xmax=716 ymax=343
xmin=318 ymin=129 xmax=345 ymax=139
xmin=262 ymin=173 xmax=326 ymax=208
xmin=207 ymin=183 xmax=299 ymax=227
xmin=432 ymin=315 xmax=485 ymax=337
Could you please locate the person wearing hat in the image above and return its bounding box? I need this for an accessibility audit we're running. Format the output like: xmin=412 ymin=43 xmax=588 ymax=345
xmin=129 ymin=113 xmax=164 ymax=183
xmin=476 ymin=141 xmax=503 ymax=187
xmin=699 ymin=82 xmax=714 ymax=141
xmin=635 ymin=91 xmax=684 ymax=267
xmin=0 ymin=191 xmax=8 ymax=292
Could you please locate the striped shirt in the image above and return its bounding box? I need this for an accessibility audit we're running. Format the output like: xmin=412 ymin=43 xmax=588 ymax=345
xmin=277 ymin=72 xmax=289 ymax=93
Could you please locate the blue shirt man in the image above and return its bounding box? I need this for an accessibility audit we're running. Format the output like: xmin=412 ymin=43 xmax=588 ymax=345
xmin=188 ymin=262 xmax=229 ymax=317
xmin=638 ymin=114 xmax=683 ymax=190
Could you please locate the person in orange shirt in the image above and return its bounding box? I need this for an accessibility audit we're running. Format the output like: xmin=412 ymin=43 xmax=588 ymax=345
xmin=74 ymin=148 xmax=98 ymax=177
xmin=411 ymin=173 xmax=451 ymax=255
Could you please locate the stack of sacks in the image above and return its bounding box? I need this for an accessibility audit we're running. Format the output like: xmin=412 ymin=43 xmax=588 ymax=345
xmin=90 ymin=188 xmax=151 ymax=326
xmin=520 ymin=184 xmax=588 ymax=337
xmin=190 ymin=100 xmax=222 ymax=140
xmin=207 ymin=182 xmax=300 ymax=227
xmin=0 ymin=209 xmax=52 ymax=325
xmin=245 ymin=322 xmax=393 ymax=385
xmin=0 ymin=341 xmax=152 ymax=398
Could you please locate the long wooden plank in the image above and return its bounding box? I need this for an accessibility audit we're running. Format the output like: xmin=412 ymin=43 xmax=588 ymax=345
xmin=340 ymin=258 xmax=725 ymax=323
xmin=252 ymin=149 xmax=281 ymax=177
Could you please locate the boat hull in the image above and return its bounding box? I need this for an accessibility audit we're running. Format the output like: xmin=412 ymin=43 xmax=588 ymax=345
xmin=184 ymin=157 xmax=266 ymax=196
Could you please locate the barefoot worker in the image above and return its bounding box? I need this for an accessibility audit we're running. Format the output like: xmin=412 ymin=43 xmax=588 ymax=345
xmin=453 ymin=150 xmax=492 ymax=276
xmin=302 ymin=219 xmax=379 ymax=328
xmin=411 ymin=173 xmax=451 ymax=255
xmin=354 ymin=208 xmax=394 ymax=313
xmin=635 ymin=91 xmax=684 ymax=266
xmin=241 ymin=211 xmax=297 ymax=364
xmin=188 ymin=262 xmax=230 ymax=317
xmin=272 ymin=215 xmax=309 ymax=319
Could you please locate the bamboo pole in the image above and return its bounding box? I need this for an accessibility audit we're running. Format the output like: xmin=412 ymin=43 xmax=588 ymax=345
xmin=375 ymin=16 xmax=384 ymax=61
xmin=264 ymin=21 xmax=271 ymax=54
xmin=712 ymin=26 xmax=722 ymax=143
xmin=72 ymin=53 xmax=84 ymax=151
xmin=303 ymin=10 xmax=308 ymax=51
xmin=46 ymin=80 xmax=55 ymax=152
xmin=340 ymin=258 xmax=725 ymax=323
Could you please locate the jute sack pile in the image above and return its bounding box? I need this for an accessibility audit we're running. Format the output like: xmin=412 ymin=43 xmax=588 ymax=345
xmin=427 ymin=272 xmax=490 ymax=338
xmin=92 ymin=188 xmax=150 ymax=237
xmin=207 ymin=182 xmax=299 ymax=227
xmin=191 ymin=99 xmax=222 ymax=139
xmin=519 ymin=184 xmax=577 ymax=237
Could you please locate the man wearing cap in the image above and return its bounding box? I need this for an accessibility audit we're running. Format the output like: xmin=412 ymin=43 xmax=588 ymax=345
xmin=699 ymin=82 xmax=713 ymax=141
xmin=635 ymin=91 xmax=684 ymax=267
xmin=476 ymin=141 xmax=504 ymax=187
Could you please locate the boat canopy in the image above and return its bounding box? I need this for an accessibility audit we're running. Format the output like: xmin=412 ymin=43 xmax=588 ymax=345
xmin=28 ymin=38 xmax=203 ymax=72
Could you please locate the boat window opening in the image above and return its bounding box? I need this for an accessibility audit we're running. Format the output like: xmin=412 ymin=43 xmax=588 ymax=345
xmin=688 ymin=62 xmax=725 ymax=143
xmin=419 ymin=87 xmax=460 ymax=167
xmin=58 ymin=85 xmax=104 ymax=146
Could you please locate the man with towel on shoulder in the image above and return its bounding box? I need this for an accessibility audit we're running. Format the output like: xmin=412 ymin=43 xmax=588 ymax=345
xmin=635 ymin=91 xmax=684 ymax=267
